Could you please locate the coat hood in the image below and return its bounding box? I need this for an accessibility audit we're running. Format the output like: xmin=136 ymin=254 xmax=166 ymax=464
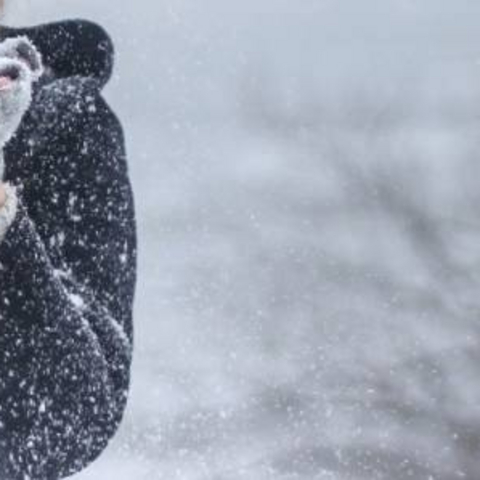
xmin=0 ymin=19 xmax=114 ymax=90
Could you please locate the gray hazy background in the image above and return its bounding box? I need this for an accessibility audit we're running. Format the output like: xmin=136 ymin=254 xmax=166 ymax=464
xmin=6 ymin=1 xmax=480 ymax=479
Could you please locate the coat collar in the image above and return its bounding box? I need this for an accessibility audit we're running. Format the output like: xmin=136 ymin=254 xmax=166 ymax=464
xmin=0 ymin=19 xmax=114 ymax=90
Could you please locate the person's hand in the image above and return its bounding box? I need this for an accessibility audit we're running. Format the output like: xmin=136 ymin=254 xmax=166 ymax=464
xmin=0 ymin=36 xmax=43 ymax=182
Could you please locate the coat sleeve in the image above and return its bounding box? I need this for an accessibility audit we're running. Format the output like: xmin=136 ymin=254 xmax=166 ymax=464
xmin=0 ymin=92 xmax=137 ymax=480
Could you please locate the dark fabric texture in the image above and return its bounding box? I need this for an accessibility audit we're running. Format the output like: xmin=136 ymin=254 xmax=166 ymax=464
xmin=0 ymin=20 xmax=137 ymax=480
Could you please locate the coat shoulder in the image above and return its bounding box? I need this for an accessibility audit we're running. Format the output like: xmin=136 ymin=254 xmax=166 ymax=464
xmin=29 ymin=75 xmax=102 ymax=129
xmin=5 ymin=74 xmax=126 ymax=194
xmin=19 ymin=74 xmax=123 ymax=159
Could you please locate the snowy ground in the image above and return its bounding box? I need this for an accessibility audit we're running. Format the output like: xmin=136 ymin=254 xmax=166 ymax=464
xmin=7 ymin=1 xmax=480 ymax=479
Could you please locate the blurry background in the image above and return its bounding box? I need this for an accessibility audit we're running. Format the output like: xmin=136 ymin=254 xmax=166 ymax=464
xmin=6 ymin=1 xmax=480 ymax=479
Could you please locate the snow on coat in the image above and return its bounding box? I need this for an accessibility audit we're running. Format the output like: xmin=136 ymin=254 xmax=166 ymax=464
xmin=0 ymin=19 xmax=137 ymax=480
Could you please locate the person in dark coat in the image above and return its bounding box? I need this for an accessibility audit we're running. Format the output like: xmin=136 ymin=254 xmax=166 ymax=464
xmin=0 ymin=19 xmax=137 ymax=480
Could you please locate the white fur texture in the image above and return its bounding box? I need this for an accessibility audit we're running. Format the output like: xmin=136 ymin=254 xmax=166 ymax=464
xmin=0 ymin=37 xmax=43 ymax=240
xmin=0 ymin=181 xmax=17 ymax=242
xmin=0 ymin=36 xmax=43 ymax=180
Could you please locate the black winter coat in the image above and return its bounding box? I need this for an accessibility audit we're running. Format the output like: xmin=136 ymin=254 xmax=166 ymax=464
xmin=0 ymin=20 xmax=137 ymax=480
